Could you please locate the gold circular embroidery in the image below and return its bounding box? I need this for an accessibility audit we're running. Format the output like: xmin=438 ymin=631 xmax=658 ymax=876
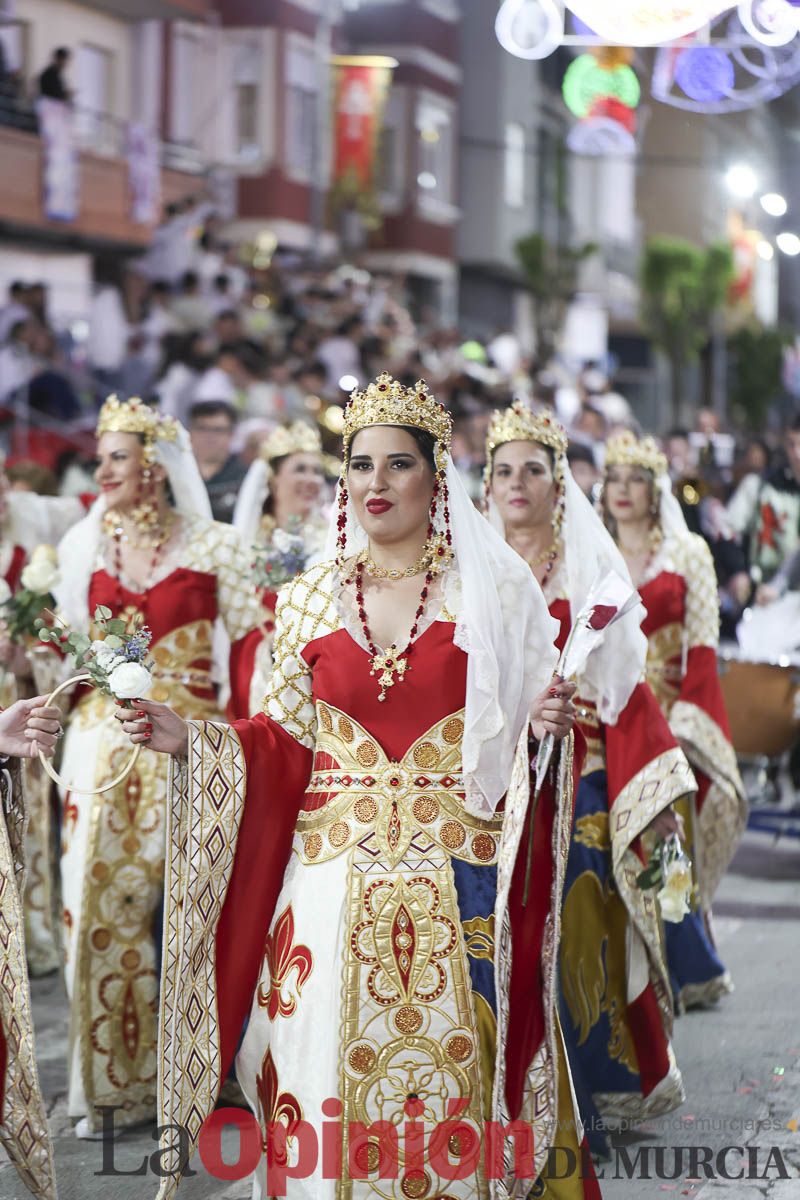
xmin=91 ymin=862 xmax=109 ymax=882
xmin=394 ymin=1005 xmax=423 ymax=1034
xmin=355 ymin=740 xmax=378 ymax=767
xmin=413 ymin=741 xmax=440 ymax=769
xmin=442 ymin=717 xmax=464 ymax=744
xmin=352 ymin=1140 xmax=381 ymax=1175
xmin=151 ymin=683 xmax=170 ymax=703
xmin=354 ymin=796 xmax=378 ymax=823
xmin=329 ymin=820 xmax=350 ymax=847
xmin=121 ymin=948 xmax=141 ymax=971
xmin=412 ymin=795 xmax=439 ymax=824
xmin=445 ymin=1034 xmax=472 ymax=1063
xmin=401 ymin=1171 xmax=431 ymax=1198
xmin=471 ymin=833 xmax=496 ymax=862
xmin=319 ymin=705 xmax=333 ymax=732
xmin=449 ymin=1133 xmax=463 ymax=1156
xmin=304 ymin=833 xmax=323 ymax=860
xmin=92 ymin=928 xmax=111 ymax=951
xmin=122 ymin=834 xmax=140 ymax=855
xmin=441 ymin=820 xmax=466 ymax=849
xmin=347 ymin=1044 xmax=376 ymax=1074
xmin=338 ymin=715 xmax=354 ymax=742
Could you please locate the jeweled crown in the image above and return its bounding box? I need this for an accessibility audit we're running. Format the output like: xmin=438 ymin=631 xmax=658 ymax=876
xmin=259 ymin=420 xmax=322 ymax=463
xmin=485 ymin=399 xmax=568 ymax=459
xmin=604 ymin=430 xmax=667 ymax=477
xmin=342 ymin=372 xmax=452 ymax=454
xmin=96 ymin=395 xmax=178 ymax=445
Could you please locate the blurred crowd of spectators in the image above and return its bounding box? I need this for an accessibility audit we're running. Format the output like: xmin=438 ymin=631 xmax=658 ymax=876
xmin=2 ymin=197 xmax=800 ymax=633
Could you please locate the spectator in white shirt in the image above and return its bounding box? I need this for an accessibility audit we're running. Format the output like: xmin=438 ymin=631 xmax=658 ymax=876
xmin=0 ymin=282 xmax=31 ymax=344
xmin=170 ymin=270 xmax=212 ymax=332
xmin=316 ymin=315 xmax=365 ymax=389
xmin=0 ymin=318 xmax=37 ymax=401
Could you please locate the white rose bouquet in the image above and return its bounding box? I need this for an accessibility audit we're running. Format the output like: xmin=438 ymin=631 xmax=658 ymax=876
xmin=636 ymin=833 xmax=694 ymax=924
xmin=252 ymin=520 xmax=309 ymax=592
xmin=36 ymin=605 xmax=154 ymax=701
xmin=1 ymin=544 xmax=61 ymax=644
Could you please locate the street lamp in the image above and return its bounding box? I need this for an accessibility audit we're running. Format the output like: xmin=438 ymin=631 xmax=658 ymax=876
xmin=725 ymin=163 xmax=759 ymax=199
xmin=776 ymin=232 xmax=800 ymax=256
xmin=760 ymin=192 xmax=788 ymax=217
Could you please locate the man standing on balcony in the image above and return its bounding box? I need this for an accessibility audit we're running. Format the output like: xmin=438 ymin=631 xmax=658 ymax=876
xmin=38 ymin=47 xmax=72 ymax=103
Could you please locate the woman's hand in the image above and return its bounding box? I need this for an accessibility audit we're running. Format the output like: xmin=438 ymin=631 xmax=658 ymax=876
xmin=114 ymin=699 xmax=189 ymax=756
xmin=531 ymin=677 xmax=576 ymax=742
xmin=0 ymin=697 xmax=62 ymax=759
xmin=646 ymin=806 xmax=686 ymax=842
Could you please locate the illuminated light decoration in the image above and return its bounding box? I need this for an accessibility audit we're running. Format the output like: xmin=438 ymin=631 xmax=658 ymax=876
xmin=565 ymin=1 xmax=730 ymax=45
xmin=593 ymin=46 xmax=636 ymax=69
xmin=726 ymin=162 xmax=759 ymax=198
xmin=589 ymin=94 xmax=637 ymax=132
xmin=653 ymin=10 xmax=800 ymax=113
xmin=562 ymin=54 xmax=640 ymax=119
xmin=673 ymin=46 xmax=736 ymax=102
xmin=567 ymin=116 xmax=637 ymax=157
xmin=757 ymin=239 xmax=775 ymax=259
xmin=495 ymin=0 xmax=563 ymax=61
xmin=776 ymin=231 xmax=800 ymax=255
xmin=761 ymin=192 xmax=788 ymax=216
xmin=738 ymin=0 xmax=800 ymax=46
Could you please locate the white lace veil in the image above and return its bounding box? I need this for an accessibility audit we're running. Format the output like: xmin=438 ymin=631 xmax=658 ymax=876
xmin=232 ymin=458 xmax=270 ymax=546
xmin=487 ymin=457 xmax=647 ymax=725
xmin=658 ymin=471 xmax=690 ymax=541
xmin=55 ymin=422 xmax=212 ymax=631
xmin=324 ymin=440 xmax=558 ymax=818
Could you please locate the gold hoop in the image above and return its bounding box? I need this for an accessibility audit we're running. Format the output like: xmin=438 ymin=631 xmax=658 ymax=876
xmin=37 ymin=674 xmax=141 ymax=795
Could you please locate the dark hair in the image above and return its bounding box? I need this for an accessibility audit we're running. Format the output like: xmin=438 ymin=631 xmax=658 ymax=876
xmin=489 ymin=436 xmax=555 ymax=476
xmin=349 ymin=425 xmax=437 ymax=472
xmin=189 ymin=400 xmax=237 ymax=426
xmin=566 ymin=442 xmax=596 ymax=468
xmin=665 ymin=427 xmax=690 ymax=441
xmin=213 ymin=274 xmax=230 ymax=291
xmin=786 ymin=413 xmax=800 ymax=435
xmin=215 ymin=308 xmax=240 ymax=324
xmin=9 ymin=281 xmax=25 ymax=296
xmin=54 ymin=47 xmax=70 ymax=62
xmin=180 ymin=270 xmax=199 ymax=291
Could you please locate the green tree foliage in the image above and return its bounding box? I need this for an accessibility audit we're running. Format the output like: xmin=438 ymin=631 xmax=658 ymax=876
xmin=727 ymin=324 xmax=792 ymax=431
xmin=640 ymin=237 xmax=733 ymax=422
xmin=514 ymin=233 xmax=597 ymax=364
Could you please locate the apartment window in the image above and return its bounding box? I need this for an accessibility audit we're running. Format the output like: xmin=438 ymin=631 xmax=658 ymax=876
xmin=228 ymin=37 xmax=261 ymax=162
xmin=415 ymin=97 xmax=453 ymax=207
xmin=74 ymin=43 xmax=113 ymax=153
xmin=378 ymin=87 xmax=405 ymax=202
xmin=505 ymin=122 xmax=525 ymax=208
xmin=236 ymin=83 xmax=258 ymax=158
xmin=285 ymin=38 xmax=316 ymax=179
xmin=172 ymin=25 xmax=204 ymax=145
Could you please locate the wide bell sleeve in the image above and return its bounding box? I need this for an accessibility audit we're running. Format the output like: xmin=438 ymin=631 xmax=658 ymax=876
xmin=0 ymin=760 xmax=57 ymax=1200
xmin=669 ymin=534 xmax=747 ymax=902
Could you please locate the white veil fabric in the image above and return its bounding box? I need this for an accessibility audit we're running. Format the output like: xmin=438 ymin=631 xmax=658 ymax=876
xmin=54 ymin=423 xmax=212 ymax=632
xmin=325 ymin=450 xmax=559 ymax=819
xmin=232 ymin=458 xmax=270 ymax=546
xmin=658 ymin=472 xmax=690 ymax=541
xmin=488 ymin=459 xmax=648 ymax=726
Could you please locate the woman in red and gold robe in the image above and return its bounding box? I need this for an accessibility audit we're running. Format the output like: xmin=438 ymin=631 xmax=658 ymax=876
xmin=601 ymin=431 xmax=746 ymax=1010
xmin=119 ymin=374 xmax=600 ymax=1200
xmin=485 ymin=403 xmax=693 ymax=1153
xmin=51 ymin=396 xmax=269 ymax=1137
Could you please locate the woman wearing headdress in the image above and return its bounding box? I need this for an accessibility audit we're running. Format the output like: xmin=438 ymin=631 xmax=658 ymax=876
xmin=116 ymin=373 xmax=599 ymax=1200
xmin=232 ymin=419 xmax=328 ymax=637
xmin=51 ymin=395 xmax=269 ymax=1137
xmin=484 ymin=401 xmax=693 ymax=1149
xmin=601 ymin=431 xmax=746 ymax=1010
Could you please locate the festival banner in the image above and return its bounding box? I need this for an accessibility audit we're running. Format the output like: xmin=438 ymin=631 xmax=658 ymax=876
xmin=330 ymin=55 xmax=395 ymax=214
xmin=36 ymin=97 xmax=79 ymax=222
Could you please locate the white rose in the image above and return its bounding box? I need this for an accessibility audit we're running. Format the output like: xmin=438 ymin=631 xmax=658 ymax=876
xmin=30 ymin=543 xmax=58 ymax=565
xmin=657 ymin=885 xmax=690 ymax=924
xmin=20 ymin=558 xmax=60 ymax=595
xmin=271 ymin=527 xmax=297 ymax=553
xmin=0 ymin=578 xmax=11 ymax=605
xmin=107 ymin=661 xmax=153 ymax=700
xmin=91 ymin=640 xmax=122 ymax=670
xmin=663 ymin=859 xmax=692 ymax=895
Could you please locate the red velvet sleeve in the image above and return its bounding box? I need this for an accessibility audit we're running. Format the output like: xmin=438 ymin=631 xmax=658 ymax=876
xmin=604 ymin=681 xmax=679 ymax=806
xmin=227 ymin=628 xmax=266 ymax=721
xmin=214 ymin=713 xmax=313 ymax=1081
xmin=679 ymin=644 xmax=731 ymax=738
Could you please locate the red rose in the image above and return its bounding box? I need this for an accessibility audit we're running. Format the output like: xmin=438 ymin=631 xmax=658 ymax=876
xmin=588 ymin=604 xmax=618 ymax=631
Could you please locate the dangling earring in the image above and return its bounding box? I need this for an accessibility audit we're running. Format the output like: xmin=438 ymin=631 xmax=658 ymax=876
xmin=426 ymin=444 xmax=453 ymax=574
xmin=335 ymin=476 xmax=350 ymax=572
xmin=130 ymin=468 xmax=159 ymax=534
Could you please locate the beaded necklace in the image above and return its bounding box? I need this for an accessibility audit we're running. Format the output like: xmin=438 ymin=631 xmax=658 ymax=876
xmin=354 ymin=559 xmax=434 ymax=701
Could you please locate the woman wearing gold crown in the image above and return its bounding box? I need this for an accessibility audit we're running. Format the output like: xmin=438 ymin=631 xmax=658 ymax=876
xmin=50 ymin=395 xmax=269 ymax=1137
xmin=601 ymin=431 xmax=746 ymax=1011
xmin=115 ymin=372 xmax=604 ymax=1200
xmin=232 ymin=420 xmax=328 ymax=640
xmin=484 ymin=402 xmax=694 ymax=1149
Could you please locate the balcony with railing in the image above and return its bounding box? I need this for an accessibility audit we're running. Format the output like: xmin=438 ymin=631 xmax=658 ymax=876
xmin=0 ymin=91 xmax=206 ymax=247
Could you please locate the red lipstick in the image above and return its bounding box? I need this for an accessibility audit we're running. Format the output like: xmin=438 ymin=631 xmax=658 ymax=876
xmin=366 ymin=499 xmax=393 ymax=514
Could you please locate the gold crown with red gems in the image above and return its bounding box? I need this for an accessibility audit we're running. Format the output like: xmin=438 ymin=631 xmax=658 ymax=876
xmin=96 ymin=395 xmax=178 ymax=464
xmin=259 ymin=420 xmax=322 ymax=463
xmin=485 ymin=399 xmax=568 ymax=459
xmin=342 ymin=372 xmax=452 ymax=454
xmin=604 ymin=430 xmax=667 ymax=477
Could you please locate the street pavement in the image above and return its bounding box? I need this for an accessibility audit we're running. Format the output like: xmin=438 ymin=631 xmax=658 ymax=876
xmin=1 ymin=826 xmax=798 ymax=1200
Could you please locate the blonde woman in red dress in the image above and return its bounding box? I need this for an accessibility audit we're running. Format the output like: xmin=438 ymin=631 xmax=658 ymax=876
xmin=601 ymin=431 xmax=747 ymax=1010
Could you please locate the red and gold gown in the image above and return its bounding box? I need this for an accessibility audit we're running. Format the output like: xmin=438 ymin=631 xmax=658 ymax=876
xmin=56 ymin=513 xmax=268 ymax=1131
xmin=638 ymin=531 xmax=747 ymax=1008
xmin=154 ymin=561 xmax=601 ymax=1200
xmin=0 ymin=760 xmax=56 ymax=1198
xmin=545 ymin=563 xmax=693 ymax=1150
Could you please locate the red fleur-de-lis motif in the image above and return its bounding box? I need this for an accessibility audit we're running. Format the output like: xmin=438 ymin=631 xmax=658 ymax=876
xmin=258 ymin=904 xmax=313 ymax=1020
xmin=256 ymin=1047 xmax=303 ymax=1167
